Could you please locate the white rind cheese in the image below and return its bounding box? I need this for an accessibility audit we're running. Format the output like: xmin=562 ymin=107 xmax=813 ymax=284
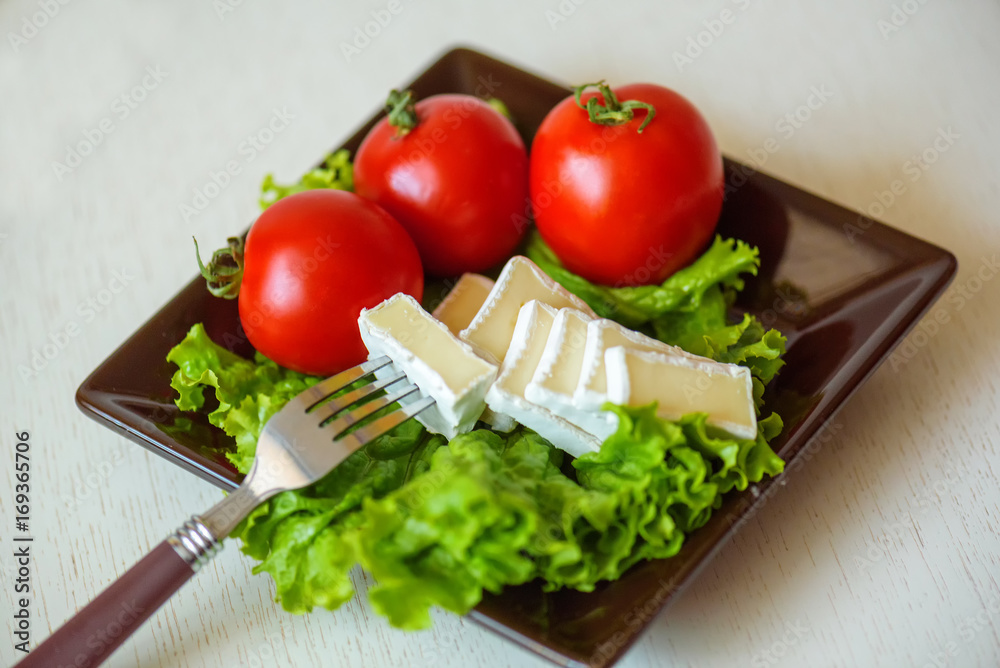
xmin=524 ymin=307 xmax=594 ymax=427
xmin=604 ymin=346 xmax=757 ymax=441
xmin=572 ymin=318 xmax=699 ymax=437
xmin=485 ymin=301 xmax=601 ymax=458
xmin=431 ymin=273 xmax=495 ymax=335
xmin=480 ymin=408 xmax=518 ymax=433
xmin=460 ymin=256 xmax=596 ymax=365
xmin=358 ymin=267 xmax=759 ymax=456
xmin=430 ymin=273 xmax=513 ymax=431
xmin=358 ymin=293 xmax=498 ymax=439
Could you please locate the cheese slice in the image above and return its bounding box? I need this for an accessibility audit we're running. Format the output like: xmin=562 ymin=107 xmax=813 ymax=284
xmin=431 ymin=273 xmax=514 ymax=432
xmin=524 ymin=308 xmax=594 ymax=427
xmin=431 ymin=273 xmax=495 ymax=335
xmin=572 ymin=318 xmax=699 ymax=437
xmin=460 ymin=256 xmax=596 ymax=365
xmin=480 ymin=407 xmax=518 ymax=433
xmin=604 ymin=346 xmax=757 ymax=441
xmin=485 ymin=301 xmax=601 ymax=458
xmin=358 ymin=293 xmax=497 ymax=439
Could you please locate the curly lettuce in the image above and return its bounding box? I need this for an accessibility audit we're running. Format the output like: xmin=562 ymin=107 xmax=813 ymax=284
xmin=167 ymin=323 xmax=784 ymax=629
xmin=526 ymin=232 xmax=759 ymax=328
xmin=167 ymin=211 xmax=788 ymax=629
xmin=259 ymin=149 xmax=353 ymax=210
xmin=526 ymin=232 xmax=787 ymax=405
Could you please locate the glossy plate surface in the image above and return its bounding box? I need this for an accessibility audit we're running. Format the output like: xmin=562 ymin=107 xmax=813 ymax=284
xmin=76 ymin=47 xmax=957 ymax=668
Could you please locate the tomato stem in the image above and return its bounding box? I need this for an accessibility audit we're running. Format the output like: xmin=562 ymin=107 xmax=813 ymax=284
xmin=385 ymin=89 xmax=418 ymax=137
xmin=573 ymin=80 xmax=656 ymax=133
xmin=194 ymin=236 xmax=244 ymax=299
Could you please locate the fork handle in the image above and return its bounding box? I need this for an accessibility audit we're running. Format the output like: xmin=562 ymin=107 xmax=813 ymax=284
xmin=16 ymin=518 xmax=221 ymax=667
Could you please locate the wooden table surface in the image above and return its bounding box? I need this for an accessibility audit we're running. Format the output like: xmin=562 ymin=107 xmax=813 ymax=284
xmin=2 ymin=1 xmax=999 ymax=666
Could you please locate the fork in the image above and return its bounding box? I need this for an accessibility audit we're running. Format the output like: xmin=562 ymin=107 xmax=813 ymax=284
xmin=18 ymin=355 xmax=433 ymax=668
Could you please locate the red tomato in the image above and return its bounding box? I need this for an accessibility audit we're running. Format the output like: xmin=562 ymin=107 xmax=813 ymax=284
xmin=354 ymin=93 xmax=529 ymax=277
xmin=530 ymin=83 xmax=724 ymax=286
xmin=239 ymin=189 xmax=423 ymax=375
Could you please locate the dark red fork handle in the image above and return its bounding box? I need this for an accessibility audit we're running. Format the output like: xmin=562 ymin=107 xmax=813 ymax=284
xmin=16 ymin=541 xmax=196 ymax=667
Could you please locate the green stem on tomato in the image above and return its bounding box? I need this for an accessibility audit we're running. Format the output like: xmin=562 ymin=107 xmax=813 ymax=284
xmin=194 ymin=236 xmax=244 ymax=299
xmin=385 ymin=89 xmax=418 ymax=137
xmin=573 ymin=80 xmax=656 ymax=133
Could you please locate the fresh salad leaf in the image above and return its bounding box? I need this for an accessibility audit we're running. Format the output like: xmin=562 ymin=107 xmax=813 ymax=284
xmin=167 ymin=323 xmax=320 ymax=471
xmin=167 ymin=327 xmax=785 ymax=629
xmin=526 ymin=231 xmax=759 ymax=328
xmin=486 ymin=97 xmax=512 ymax=120
xmin=259 ymin=149 xmax=354 ymax=210
xmin=167 ymin=215 xmax=789 ymax=629
xmin=239 ymin=417 xmax=446 ymax=616
xmin=526 ymin=231 xmax=787 ymax=393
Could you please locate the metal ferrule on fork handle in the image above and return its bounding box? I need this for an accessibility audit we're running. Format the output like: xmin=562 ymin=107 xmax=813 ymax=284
xmin=167 ymin=517 xmax=222 ymax=572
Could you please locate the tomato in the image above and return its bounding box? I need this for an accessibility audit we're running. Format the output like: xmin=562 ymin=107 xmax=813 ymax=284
xmin=354 ymin=91 xmax=529 ymax=277
xmin=238 ymin=189 xmax=423 ymax=375
xmin=530 ymin=82 xmax=724 ymax=286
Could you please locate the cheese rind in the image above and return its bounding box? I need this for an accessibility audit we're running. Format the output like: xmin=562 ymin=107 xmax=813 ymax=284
xmin=480 ymin=407 xmax=517 ymax=432
xmin=460 ymin=256 xmax=596 ymax=365
xmin=358 ymin=293 xmax=497 ymax=439
xmin=572 ymin=318 xmax=699 ymax=437
xmin=431 ymin=273 xmax=495 ymax=335
xmin=429 ymin=273 xmax=515 ymax=431
xmin=524 ymin=308 xmax=594 ymax=427
xmin=485 ymin=301 xmax=601 ymax=457
xmin=604 ymin=346 xmax=757 ymax=441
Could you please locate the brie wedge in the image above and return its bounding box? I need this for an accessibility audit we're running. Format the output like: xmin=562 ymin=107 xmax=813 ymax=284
xmin=479 ymin=406 xmax=518 ymax=433
xmin=523 ymin=307 xmax=594 ymax=427
xmin=431 ymin=273 xmax=495 ymax=335
xmin=358 ymin=293 xmax=497 ymax=439
xmin=572 ymin=317 xmax=698 ymax=437
xmin=604 ymin=346 xmax=757 ymax=441
xmin=460 ymin=256 xmax=596 ymax=365
xmin=485 ymin=301 xmax=601 ymax=458
xmin=431 ymin=272 xmax=515 ymax=432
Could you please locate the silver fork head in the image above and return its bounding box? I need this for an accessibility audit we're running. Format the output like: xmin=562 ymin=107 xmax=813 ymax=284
xmin=244 ymin=355 xmax=434 ymax=497
xmin=198 ymin=355 xmax=435 ymax=541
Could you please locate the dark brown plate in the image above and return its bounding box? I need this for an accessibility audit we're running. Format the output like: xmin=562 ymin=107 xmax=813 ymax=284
xmin=76 ymin=47 xmax=957 ymax=668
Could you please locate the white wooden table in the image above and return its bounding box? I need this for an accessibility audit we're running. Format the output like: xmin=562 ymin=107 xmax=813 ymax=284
xmin=2 ymin=1 xmax=999 ymax=666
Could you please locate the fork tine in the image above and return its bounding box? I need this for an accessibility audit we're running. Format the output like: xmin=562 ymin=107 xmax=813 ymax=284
xmin=309 ymin=370 xmax=407 ymax=425
xmin=286 ymin=355 xmax=393 ymax=413
xmin=332 ymin=395 xmax=437 ymax=452
xmin=319 ymin=383 xmax=422 ymax=440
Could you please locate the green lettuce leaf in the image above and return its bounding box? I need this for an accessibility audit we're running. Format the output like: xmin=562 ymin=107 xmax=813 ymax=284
xmin=526 ymin=231 xmax=759 ymax=328
xmin=167 ymin=326 xmax=785 ymax=629
xmin=167 ymin=217 xmax=790 ymax=629
xmin=259 ymin=149 xmax=353 ymax=210
xmin=239 ymin=418 xmax=446 ymax=616
xmin=526 ymin=232 xmax=787 ymax=393
xmin=167 ymin=323 xmax=320 ymax=471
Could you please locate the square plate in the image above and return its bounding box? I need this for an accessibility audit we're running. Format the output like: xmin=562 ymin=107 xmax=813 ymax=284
xmin=76 ymin=47 xmax=957 ymax=668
